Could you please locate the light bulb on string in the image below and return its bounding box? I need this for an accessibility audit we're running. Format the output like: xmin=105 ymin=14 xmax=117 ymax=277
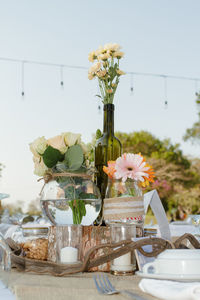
xmin=21 ymin=61 xmax=25 ymax=98
xmin=98 ymin=104 xmax=101 ymax=114
xmin=163 ymin=75 xmax=168 ymax=109
xmin=60 ymin=65 xmax=64 ymax=88
xmin=130 ymin=73 xmax=134 ymax=95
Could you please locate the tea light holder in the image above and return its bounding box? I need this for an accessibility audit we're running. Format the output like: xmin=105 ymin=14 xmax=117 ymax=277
xmin=56 ymin=225 xmax=82 ymax=264
xmin=110 ymin=223 xmax=136 ymax=275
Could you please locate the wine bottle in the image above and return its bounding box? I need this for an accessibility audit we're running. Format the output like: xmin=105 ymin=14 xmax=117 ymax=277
xmin=95 ymin=104 xmax=122 ymax=200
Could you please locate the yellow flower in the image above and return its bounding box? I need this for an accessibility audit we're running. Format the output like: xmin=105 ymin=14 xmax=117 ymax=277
xmin=116 ymin=69 xmax=126 ymax=76
xmin=113 ymin=51 xmax=124 ymax=59
xmin=88 ymin=72 xmax=95 ymax=80
xmin=111 ymin=83 xmax=117 ymax=87
xmin=88 ymin=51 xmax=97 ymax=62
xmin=107 ymin=89 xmax=113 ymax=94
xmin=98 ymin=53 xmax=110 ymax=61
xmin=104 ymin=43 xmax=121 ymax=52
xmin=95 ymin=46 xmax=104 ymax=56
xmin=97 ymin=69 xmax=107 ymax=78
xmin=88 ymin=62 xmax=101 ymax=74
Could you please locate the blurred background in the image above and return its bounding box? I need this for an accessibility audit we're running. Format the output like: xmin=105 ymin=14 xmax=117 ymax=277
xmin=0 ymin=0 xmax=200 ymax=220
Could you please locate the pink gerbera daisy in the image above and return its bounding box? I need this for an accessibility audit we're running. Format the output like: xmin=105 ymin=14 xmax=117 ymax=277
xmin=115 ymin=153 xmax=150 ymax=182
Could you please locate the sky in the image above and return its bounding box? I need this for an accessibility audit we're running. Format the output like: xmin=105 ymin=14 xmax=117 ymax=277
xmin=0 ymin=0 xmax=200 ymax=209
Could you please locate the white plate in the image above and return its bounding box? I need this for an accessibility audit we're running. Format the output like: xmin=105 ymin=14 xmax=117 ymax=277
xmin=136 ymin=271 xmax=200 ymax=282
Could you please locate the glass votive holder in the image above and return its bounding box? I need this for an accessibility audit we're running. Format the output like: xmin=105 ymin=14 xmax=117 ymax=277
xmin=56 ymin=225 xmax=82 ymax=264
xmin=110 ymin=223 xmax=136 ymax=276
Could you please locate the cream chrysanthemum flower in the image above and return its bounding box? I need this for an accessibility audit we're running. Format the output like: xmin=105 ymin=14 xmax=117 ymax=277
xmin=113 ymin=51 xmax=124 ymax=59
xmin=88 ymin=51 xmax=97 ymax=62
xmin=88 ymin=72 xmax=95 ymax=80
xmin=97 ymin=69 xmax=107 ymax=78
xmin=104 ymin=43 xmax=121 ymax=52
xmin=116 ymin=69 xmax=126 ymax=76
xmin=88 ymin=62 xmax=101 ymax=74
xmin=115 ymin=153 xmax=150 ymax=182
xmin=98 ymin=53 xmax=110 ymax=61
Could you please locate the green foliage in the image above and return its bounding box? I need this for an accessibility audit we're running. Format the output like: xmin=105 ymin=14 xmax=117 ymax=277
xmin=65 ymin=145 xmax=84 ymax=171
xmin=69 ymin=199 xmax=86 ymax=224
xmin=96 ymin=129 xmax=102 ymax=140
xmin=183 ymin=94 xmax=200 ymax=144
xmin=43 ymin=146 xmax=64 ymax=168
xmin=116 ymin=131 xmax=190 ymax=168
xmin=114 ymin=130 xmax=200 ymax=218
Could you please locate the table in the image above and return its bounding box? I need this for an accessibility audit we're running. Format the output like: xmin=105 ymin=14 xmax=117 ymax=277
xmin=0 ymin=269 xmax=158 ymax=300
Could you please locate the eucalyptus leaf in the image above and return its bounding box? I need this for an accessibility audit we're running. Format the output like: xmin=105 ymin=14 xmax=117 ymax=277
xmin=65 ymin=145 xmax=84 ymax=171
xmin=43 ymin=146 xmax=64 ymax=168
xmin=56 ymin=161 xmax=69 ymax=172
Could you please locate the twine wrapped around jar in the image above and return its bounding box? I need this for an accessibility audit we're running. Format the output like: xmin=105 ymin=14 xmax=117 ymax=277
xmin=103 ymin=196 xmax=144 ymax=221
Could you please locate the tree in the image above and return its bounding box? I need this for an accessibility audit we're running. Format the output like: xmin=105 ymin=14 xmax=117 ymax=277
xmin=183 ymin=94 xmax=200 ymax=144
xmin=115 ymin=130 xmax=200 ymax=217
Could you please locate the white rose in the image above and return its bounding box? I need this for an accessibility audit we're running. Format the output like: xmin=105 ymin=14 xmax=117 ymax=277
xmin=47 ymin=135 xmax=68 ymax=154
xmin=30 ymin=136 xmax=47 ymax=156
xmin=33 ymin=157 xmax=48 ymax=176
xmin=80 ymin=142 xmax=88 ymax=154
xmin=63 ymin=132 xmax=81 ymax=147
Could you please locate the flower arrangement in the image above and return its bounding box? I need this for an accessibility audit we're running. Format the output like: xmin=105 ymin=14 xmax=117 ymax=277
xmin=103 ymin=153 xmax=155 ymax=187
xmin=88 ymin=43 xmax=125 ymax=104
xmin=30 ymin=132 xmax=88 ymax=176
xmin=30 ymin=132 xmax=96 ymax=224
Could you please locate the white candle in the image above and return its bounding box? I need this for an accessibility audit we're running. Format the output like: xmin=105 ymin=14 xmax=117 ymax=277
xmin=60 ymin=246 xmax=78 ymax=263
xmin=111 ymin=252 xmax=133 ymax=271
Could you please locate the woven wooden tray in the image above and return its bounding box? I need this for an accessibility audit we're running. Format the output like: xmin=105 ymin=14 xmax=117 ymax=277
xmin=7 ymin=233 xmax=200 ymax=277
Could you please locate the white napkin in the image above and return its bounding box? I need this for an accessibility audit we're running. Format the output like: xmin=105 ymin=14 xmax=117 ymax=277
xmin=139 ymin=279 xmax=200 ymax=300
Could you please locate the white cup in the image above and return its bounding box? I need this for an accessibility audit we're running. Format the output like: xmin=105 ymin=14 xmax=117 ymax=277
xmin=142 ymin=249 xmax=200 ymax=275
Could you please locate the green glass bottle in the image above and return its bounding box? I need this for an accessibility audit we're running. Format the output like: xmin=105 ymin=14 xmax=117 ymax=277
xmin=95 ymin=104 xmax=122 ymax=200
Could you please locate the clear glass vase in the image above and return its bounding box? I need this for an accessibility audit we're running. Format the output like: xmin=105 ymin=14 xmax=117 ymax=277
xmin=104 ymin=178 xmax=144 ymax=227
xmin=40 ymin=176 xmax=101 ymax=225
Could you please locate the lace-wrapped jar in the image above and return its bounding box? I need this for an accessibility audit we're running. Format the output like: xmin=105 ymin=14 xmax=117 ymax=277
xmin=104 ymin=178 xmax=144 ymax=235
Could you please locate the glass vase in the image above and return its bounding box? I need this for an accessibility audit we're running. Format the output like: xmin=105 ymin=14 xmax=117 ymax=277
xmin=40 ymin=175 xmax=101 ymax=225
xmin=104 ymin=178 xmax=144 ymax=227
xmin=95 ymin=104 xmax=122 ymax=200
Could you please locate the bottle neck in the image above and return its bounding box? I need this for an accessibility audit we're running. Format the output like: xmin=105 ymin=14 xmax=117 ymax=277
xmin=103 ymin=104 xmax=114 ymax=135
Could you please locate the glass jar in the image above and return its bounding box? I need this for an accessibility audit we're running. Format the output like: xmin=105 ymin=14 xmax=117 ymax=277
xmin=21 ymin=226 xmax=49 ymax=260
xmin=110 ymin=223 xmax=136 ymax=275
xmin=104 ymin=178 xmax=144 ymax=226
xmin=56 ymin=225 xmax=82 ymax=264
xmin=40 ymin=176 xmax=101 ymax=225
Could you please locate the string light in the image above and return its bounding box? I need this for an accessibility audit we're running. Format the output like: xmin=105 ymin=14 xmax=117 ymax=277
xmin=0 ymin=56 xmax=199 ymax=100
xmin=163 ymin=76 xmax=168 ymax=109
xmin=130 ymin=73 xmax=134 ymax=95
xmin=60 ymin=65 xmax=64 ymax=88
